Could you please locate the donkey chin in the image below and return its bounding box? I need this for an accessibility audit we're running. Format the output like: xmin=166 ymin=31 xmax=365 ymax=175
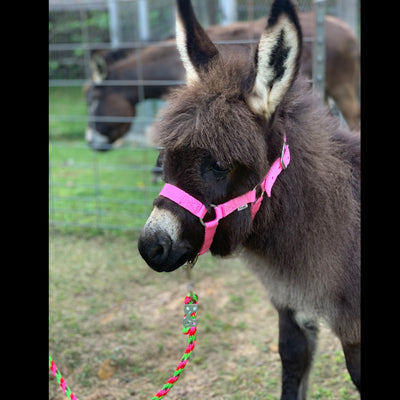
xmin=85 ymin=126 xmax=127 ymax=152
xmin=138 ymin=206 xmax=199 ymax=272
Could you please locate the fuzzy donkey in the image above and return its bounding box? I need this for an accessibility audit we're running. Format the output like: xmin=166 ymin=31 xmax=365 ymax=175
xmin=138 ymin=0 xmax=360 ymax=398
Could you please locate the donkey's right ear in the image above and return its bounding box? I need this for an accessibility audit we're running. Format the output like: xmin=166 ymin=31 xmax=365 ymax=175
xmin=247 ymin=0 xmax=302 ymax=120
xmin=90 ymin=53 xmax=108 ymax=83
xmin=175 ymin=0 xmax=219 ymax=84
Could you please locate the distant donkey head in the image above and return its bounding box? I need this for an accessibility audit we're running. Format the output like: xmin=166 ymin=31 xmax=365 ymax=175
xmin=84 ymin=51 xmax=138 ymax=151
xmin=139 ymin=0 xmax=304 ymax=271
xmin=84 ymin=44 xmax=184 ymax=151
xmin=85 ymin=83 xmax=136 ymax=151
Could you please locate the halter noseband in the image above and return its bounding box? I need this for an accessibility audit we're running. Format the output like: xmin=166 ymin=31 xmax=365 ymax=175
xmin=158 ymin=135 xmax=290 ymax=256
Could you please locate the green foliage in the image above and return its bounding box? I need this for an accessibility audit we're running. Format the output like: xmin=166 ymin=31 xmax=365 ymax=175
xmin=49 ymin=9 xmax=110 ymax=79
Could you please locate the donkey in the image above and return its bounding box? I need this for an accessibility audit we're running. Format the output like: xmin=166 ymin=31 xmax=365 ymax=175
xmin=138 ymin=0 xmax=360 ymax=398
xmin=86 ymin=11 xmax=360 ymax=151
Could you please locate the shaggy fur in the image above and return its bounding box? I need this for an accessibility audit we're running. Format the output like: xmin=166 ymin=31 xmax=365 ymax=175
xmin=155 ymin=60 xmax=360 ymax=342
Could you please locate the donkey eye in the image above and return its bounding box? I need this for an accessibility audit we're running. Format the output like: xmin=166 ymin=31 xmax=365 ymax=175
xmin=201 ymin=154 xmax=232 ymax=182
xmin=211 ymin=161 xmax=230 ymax=174
xmin=210 ymin=161 xmax=231 ymax=180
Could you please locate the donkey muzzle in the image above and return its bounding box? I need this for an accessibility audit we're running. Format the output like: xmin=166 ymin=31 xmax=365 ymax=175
xmin=138 ymin=230 xmax=173 ymax=271
xmin=138 ymin=206 xmax=197 ymax=272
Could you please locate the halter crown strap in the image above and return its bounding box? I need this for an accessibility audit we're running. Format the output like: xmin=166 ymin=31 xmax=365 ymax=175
xmin=250 ymin=136 xmax=290 ymax=217
xmin=262 ymin=135 xmax=290 ymax=197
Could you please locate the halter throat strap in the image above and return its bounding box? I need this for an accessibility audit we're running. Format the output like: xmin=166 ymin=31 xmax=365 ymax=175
xmin=159 ymin=135 xmax=290 ymax=256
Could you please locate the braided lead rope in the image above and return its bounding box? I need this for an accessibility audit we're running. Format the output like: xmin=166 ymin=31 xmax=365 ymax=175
xmin=151 ymin=292 xmax=199 ymax=399
xmin=49 ymin=292 xmax=198 ymax=400
xmin=49 ymin=355 xmax=78 ymax=400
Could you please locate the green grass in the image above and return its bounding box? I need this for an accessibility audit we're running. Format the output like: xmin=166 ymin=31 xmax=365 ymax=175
xmin=49 ymin=234 xmax=360 ymax=400
xmin=49 ymin=87 xmax=88 ymax=141
xmin=49 ymin=85 xmax=165 ymax=236
xmin=49 ymin=86 xmax=163 ymax=236
xmin=49 ymin=141 xmax=162 ymax=236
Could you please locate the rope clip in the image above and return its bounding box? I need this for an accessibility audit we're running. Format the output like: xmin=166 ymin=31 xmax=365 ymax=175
xmin=183 ymin=254 xmax=198 ymax=294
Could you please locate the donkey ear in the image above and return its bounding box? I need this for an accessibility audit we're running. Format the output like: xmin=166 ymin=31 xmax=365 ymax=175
xmin=247 ymin=0 xmax=302 ymax=120
xmin=175 ymin=0 xmax=219 ymax=84
xmin=90 ymin=53 xmax=108 ymax=83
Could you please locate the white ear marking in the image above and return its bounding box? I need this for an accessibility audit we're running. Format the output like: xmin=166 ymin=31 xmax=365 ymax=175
xmin=175 ymin=13 xmax=200 ymax=85
xmin=247 ymin=14 xmax=300 ymax=119
xmin=175 ymin=0 xmax=219 ymax=85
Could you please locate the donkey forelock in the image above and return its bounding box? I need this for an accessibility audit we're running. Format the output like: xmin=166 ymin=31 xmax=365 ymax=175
xmin=155 ymin=58 xmax=268 ymax=176
xmin=153 ymin=0 xmax=304 ymax=176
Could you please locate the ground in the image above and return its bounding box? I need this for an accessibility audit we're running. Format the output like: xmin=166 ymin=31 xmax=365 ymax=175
xmin=49 ymin=233 xmax=359 ymax=400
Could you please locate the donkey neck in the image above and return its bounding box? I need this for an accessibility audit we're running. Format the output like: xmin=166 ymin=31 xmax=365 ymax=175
xmin=109 ymin=46 xmax=185 ymax=104
xmin=245 ymin=90 xmax=358 ymax=269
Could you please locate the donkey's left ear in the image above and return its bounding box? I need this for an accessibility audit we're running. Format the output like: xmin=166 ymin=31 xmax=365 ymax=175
xmin=175 ymin=0 xmax=219 ymax=85
xmin=247 ymin=0 xmax=302 ymax=120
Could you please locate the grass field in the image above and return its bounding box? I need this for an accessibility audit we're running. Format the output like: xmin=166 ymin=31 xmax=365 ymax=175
xmin=49 ymin=87 xmax=87 ymax=141
xmin=49 ymin=87 xmax=163 ymax=235
xmin=49 ymin=233 xmax=359 ymax=400
xmin=49 ymin=141 xmax=162 ymax=235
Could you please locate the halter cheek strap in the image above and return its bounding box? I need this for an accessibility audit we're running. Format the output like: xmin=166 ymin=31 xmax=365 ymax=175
xmin=158 ymin=135 xmax=290 ymax=256
xmin=250 ymin=134 xmax=291 ymax=216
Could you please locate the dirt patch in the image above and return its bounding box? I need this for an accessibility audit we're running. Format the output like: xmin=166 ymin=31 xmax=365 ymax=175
xmin=49 ymin=234 xmax=359 ymax=400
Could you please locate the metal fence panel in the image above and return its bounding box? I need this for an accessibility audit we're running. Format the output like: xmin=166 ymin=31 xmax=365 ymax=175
xmin=49 ymin=0 xmax=359 ymax=235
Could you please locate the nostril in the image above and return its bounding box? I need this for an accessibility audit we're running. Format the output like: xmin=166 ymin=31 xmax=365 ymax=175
xmin=138 ymin=230 xmax=172 ymax=271
xmin=154 ymin=244 xmax=164 ymax=258
xmin=152 ymin=232 xmax=171 ymax=260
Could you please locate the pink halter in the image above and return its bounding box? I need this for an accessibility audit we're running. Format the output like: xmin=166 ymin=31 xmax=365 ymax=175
xmin=159 ymin=135 xmax=290 ymax=256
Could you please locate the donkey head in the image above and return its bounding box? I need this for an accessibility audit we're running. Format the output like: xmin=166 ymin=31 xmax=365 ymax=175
xmin=138 ymin=0 xmax=302 ymax=272
xmin=85 ymin=83 xmax=136 ymax=151
xmin=85 ymin=51 xmax=137 ymax=151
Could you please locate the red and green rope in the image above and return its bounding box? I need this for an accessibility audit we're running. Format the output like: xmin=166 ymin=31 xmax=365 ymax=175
xmin=49 ymin=355 xmax=78 ymax=400
xmin=151 ymin=292 xmax=198 ymax=399
xmin=49 ymin=292 xmax=198 ymax=400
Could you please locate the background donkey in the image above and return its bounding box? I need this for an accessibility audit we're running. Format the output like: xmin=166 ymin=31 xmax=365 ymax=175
xmin=86 ymin=10 xmax=360 ymax=151
xmin=138 ymin=0 xmax=360 ymax=398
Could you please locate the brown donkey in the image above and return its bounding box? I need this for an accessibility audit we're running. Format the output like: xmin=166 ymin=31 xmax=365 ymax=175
xmin=86 ymin=12 xmax=360 ymax=151
xmin=138 ymin=0 xmax=360 ymax=398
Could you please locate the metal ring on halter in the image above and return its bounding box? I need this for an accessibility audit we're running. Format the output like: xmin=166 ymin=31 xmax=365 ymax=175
xmin=280 ymin=140 xmax=288 ymax=170
xmin=199 ymin=204 xmax=218 ymax=227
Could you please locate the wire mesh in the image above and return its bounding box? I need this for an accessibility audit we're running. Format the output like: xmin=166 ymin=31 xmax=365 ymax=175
xmin=49 ymin=0 xmax=359 ymax=235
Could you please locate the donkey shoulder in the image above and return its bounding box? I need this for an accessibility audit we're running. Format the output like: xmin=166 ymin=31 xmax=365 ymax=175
xmin=331 ymin=128 xmax=360 ymax=179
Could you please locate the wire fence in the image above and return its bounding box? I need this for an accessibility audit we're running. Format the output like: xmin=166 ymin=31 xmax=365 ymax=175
xmin=49 ymin=0 xmax=360 ymax=235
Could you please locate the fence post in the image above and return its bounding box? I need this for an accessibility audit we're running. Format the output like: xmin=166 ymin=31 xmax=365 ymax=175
xmin=219 ymin=0 xmax=238 ymax=25
xmin=138 ymin=0 xmax=150 ymax=41
xmin=336 ymin=0 xmax=358 ymax=37
xmin=107 ymin=0 xmax=120 ymax=48
xmin=313 ymin=0 xmax=326 ymax=99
